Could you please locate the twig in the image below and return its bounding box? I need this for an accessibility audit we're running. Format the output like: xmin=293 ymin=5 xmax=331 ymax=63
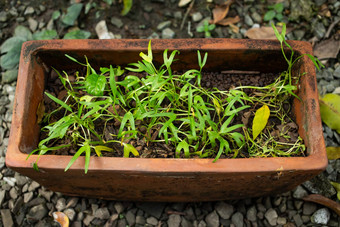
xmin=167 ymin=210 xmax=187 ymax=215
xmin=325 ymin=18 xmax=340 ymax=39
xmin=180 ymin=0 xmax=195 ymax=30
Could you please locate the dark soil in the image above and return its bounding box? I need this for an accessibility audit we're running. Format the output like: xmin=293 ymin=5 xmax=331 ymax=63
xmin=40 ymin=66 xmax=304 ymax=159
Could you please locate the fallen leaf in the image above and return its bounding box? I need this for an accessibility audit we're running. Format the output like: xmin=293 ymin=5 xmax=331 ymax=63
xmin=326 ymin=147 xmax=340 ymax=160
xmin=319 ymin=4 xmax=331 ymax=17
xmin=302 ymin=194 xmax=340 ymax=216
xmin=178 ymin=0 xmax=191 ymax=7
xmin=330 ymin=182 xmax=340 ymax=200
xmin=314 ymin=39 xmax=340 ymax=59
xmin=245 ymin=26 xmax=282 ymax=39
xmin=36 ymin=101 xmax=45 ymax=124
xmin=212 ymin=0 xmax=233 ymax=24
xmin=217 ymin=16 xmax=240 ymax=26
xmin=229 ymin=23 xmax=239 ymax=33
xmin=252 ymin=105 xmax=270 ymax=140
xmin=53 ymin=212 xmax=69 ymax=227
xmin=319 ymin=93 xmax=340 ymax=134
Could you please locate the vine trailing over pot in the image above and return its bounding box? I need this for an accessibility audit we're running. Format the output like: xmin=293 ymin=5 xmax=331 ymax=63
xmin=28 ymin=23 xmax=323 ymax=173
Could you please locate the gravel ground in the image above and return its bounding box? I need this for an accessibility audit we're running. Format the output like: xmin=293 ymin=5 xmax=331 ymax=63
xmin=1 ymin=0 xmax=340 ymax=226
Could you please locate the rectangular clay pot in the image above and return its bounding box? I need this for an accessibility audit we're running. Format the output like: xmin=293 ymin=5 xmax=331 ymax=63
xmin=6 ymin=39 xmax=327 ymax=202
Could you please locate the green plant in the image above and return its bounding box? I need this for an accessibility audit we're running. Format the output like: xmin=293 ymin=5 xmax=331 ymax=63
xmin=196 ymin=20 xmax=216 ymax=38
xmin=264 ymin=3 xmax=284 ymax=22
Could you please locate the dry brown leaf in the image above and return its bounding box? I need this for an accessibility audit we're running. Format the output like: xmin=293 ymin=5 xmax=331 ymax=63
xmin=229 ymin=23 xmax=239 ymax=33
xmin=36 ymin=101 xmax=45 ymax=124
xmin=245 ymin=26 xmax=282 ymax=40
xmin=217 ymin=16 xmax=240 ymax=26
xmin=212 ymin=0 xmax=233 ymax=24
xmin=53 ymin=212 xmax=69 ymax=227
xmin=319 ymin=4 xmax=331 ymax=17
xmin=314 ymin=39 xmax=340 ymax=59
xmin=302 ymin=194 xmax=340 ymax=216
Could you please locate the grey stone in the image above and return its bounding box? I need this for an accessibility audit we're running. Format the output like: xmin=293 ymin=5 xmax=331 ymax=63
xmin=136 ymin=202 xmax=165 ymax=219
xmin=24 ymin=191 xmax=34 ymax=203
xmin=205 ymin=211 xmax=219 ymax=227
xmin=2 ymin=70 xmax=18 ymax=83
xmin=117 ymin=219 xmax=127 ymax=227
xmin=174 ymin=11 xmax=182 ymax=19
xmin=334 ymin=66 xmax=340 ymax=78
xmin=125 ymin=210 xmax=136 ymax=226
xmin=181 ymin=217 xmax=193 ymax=227
xmin=198 ymin=220 xmax=207 ymax=227
xmin=146 ymin=216 xmax=158 ymax=225
xmin=315 ymin=0 xmax=327 ymax=6
xmin=215 ymin=202 xmax=234 ymax=219
xmin=273 ymin=196 xmax=282 ymax=207
xmin=28 ymin=181 xmax=40 ymax=192
xmin=14 ymin=173 xmax=27 ymax=186
xmin=111 ymin=17 xmax=123 ymax=28
xmin=136 ymin=215 xmax=145 ymax=225
xmin=302 ymin=202 xmax=317 ymax=215
xmin=311 ymin=208 xmax=330 ymax=225
xmin=66 ymin=197 xmax=79 ymax=208
xmin=231 ymin=212 xmax=244 ymax=227
xmin=91 ymin=204 xmax=99 ymax=214
xmin=168 ymin=214 xmax=181 ymax=227
xmin=147 ymin=32 xmax=160 ymax=39
xmin=64 ymin=208 xmax=76 ymax=221
xmin=246 ymin=205 xmax=257 ymax=222
xmin=0 ymin=157 xmax=5 ymax=170
xmin=55 ymin=198 xmax=66 ymax=211
xmin=105 ymin=214 xmax=119 ymax=227
xmin=244 ymin=15 xmax=254 ymax=26
xmin=28 ymin=17 xmax=38 ymax=32
xmin=302 ymin=173 xmax=336 ymax=198
xmin=290 ymin=0 xmax=313 ymax=21
xmin=301 ymin=215 xmax=310 ymax=223
xmin=293 ymin=214 xmax=303 ymax=227
xmin=314 ymin=22 xmax=326 ymax=39
xmin=24 ymin=6 xmax=35 ymax=15
xmin=157 ymin=20 xmax=172 ymax=30
xmin=114 ymin=202 xmax=125 ymax=214
xmin=3 ymin=177 xmax=16 ymax=187
xmin=292 ymin=185 xmax=308 ymax=199
xmin=277 ymin=217 xmax=287 ymax=225
xmin=294 ymin=200 xmax=304 ymax=210
xmin=294 ymin=30 xmax=305 ymax=40
xmin=37 ymin=188 xmax=52 ymax=202
xmin=1 ymin=209 xmax=14 ymax=227
xmin=251 ymin=11 xmax=262 ymax=23
xmin=27 ymin=204 xmax=48 ymax=222
xmin=26 ymin=197 xmax=45 ymax=208
xmin=162 ymin=28 xmax=175 ymax=39
xmin=0 ymin=11 xmax=8 ymax=22
xmin=192 ymin=12 xmax=203 ymax=22
xmin=83 ymin=214 xmax=95 ymax=226
xmin=256 ymin=203 xmax=266 ymax=212
xmin=264 ymin=208 xmax=278 ymax=226
xmin=184 ymin=207 xmax=196 ymax=220
xmin=0 ymin=190 xmax=5 ymax=207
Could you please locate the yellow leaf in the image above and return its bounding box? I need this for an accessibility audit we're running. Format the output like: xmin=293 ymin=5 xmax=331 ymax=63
xmin=36 ymin=101 xmax=45 ymax=124
xmin=326 ymin=147 xmax=340 ymax=160
xmin=94 ymin=145 xmax=113 ymax=157
xmin=331 ymin=182 xmax=340 ymax=200
xmin=319 ymin=94 xmax=340 ymax=134
xmin=53 ymin=212 xmax=69 ymax=227
xmin=252 ymin=105 xmax=270 ymax=140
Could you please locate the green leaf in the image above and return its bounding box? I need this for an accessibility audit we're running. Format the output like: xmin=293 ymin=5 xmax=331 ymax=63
xmin=45 ymin=92 xmax=72 ymax=112
xmin=264 ymin=10 xmax=276 ymax=21
xmin=176 ymin=139 xmax=190 ymax=158
xmin=320 ymin=94 xmax=340 ymax=134
xmin=118 ymin=111 xmax=136 ymax=137
xmin=62 ymin=3 xmax=83 ymax=26
xmin=274 ymin=3 xmax=284 ymax=13
xmin=326 ymin=147 xmax=340 ymax=160
xmin=331 ymin=181 xmax=340 ymax=200
xmin=63 ymin=29 xmax=91 ymax=39
xmin=123 ymin=143 xmax=139 ymax=157
xmin=94 ymin=145 xmax=113 ymax=157
xmin=252 ymin=104 xmax=270 ymax=140
xmin=0 ymin=50 xmax=21 ymax=70
xmin=196 ymin=25 xmax=205 ymax=33
xmin=213 ymin=138 xmax=230 ymax=163
xmin=0 ymin=37 xmax=26 ymax=54
xmin=85 ymin=74 xmax=106 ymax=96
xmin=271 ymin=23 xmax=283 ymax=43
xmin=14 ymin=25 xmax=32 ymax=40
xmin=65 ymin=144 xmax=87 ymax=172
xmin=52 ymin=10 xmax=61 ymax=20
xmin=33 ymin=30 xmax=58 ymax=40
xmin=121 ymin=0 xmax=133 ymax=16
xmin=84 ymin=144 xmax=91 ymax=174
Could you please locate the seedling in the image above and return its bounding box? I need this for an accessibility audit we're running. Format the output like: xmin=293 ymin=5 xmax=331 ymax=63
xmin=196 ymin=20 xmax=216 ymax=38
xmin=264 ymin=3 xmax=284 ymax=21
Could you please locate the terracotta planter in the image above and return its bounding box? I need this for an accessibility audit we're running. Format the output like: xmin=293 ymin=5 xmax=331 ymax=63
xmin=6 ymin=39 xmax=327 ymax=202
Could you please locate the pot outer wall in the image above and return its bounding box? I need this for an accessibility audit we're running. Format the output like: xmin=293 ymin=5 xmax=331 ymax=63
xmin=6 ymin=39 xmax=327 ymax=202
